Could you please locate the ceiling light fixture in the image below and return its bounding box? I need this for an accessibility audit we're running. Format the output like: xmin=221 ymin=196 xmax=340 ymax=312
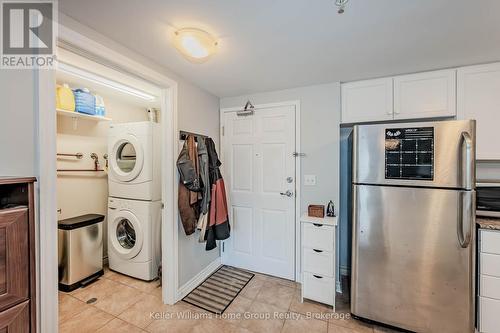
xmin=173 ymin=28 xmax=218 ymax=64
xmin=335 ymin=0 xmax=350 ymax=14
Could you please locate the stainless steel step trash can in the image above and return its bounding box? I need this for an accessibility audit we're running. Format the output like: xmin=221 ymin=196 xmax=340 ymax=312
xmin=58 ymin=214 xmax=104 ymax=291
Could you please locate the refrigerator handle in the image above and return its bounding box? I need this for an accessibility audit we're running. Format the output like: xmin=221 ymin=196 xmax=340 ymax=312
xmin=460 ymin=132 xmax=473 ymax=190
xmin=457 ymin=191 xmax=473 ymax=248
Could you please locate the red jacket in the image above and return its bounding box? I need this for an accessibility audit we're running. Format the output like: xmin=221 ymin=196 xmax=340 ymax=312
xmin=205 ymin=138 xmax=230 ymax=250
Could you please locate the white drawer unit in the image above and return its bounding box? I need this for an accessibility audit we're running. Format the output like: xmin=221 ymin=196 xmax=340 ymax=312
xmin=302 ymin=223 xmax=334 ymax=252
xmin=303 ymin=248 xmax=334 ymax=277
xmin=479 ymin=297 xmax=500 ymax=333
xmin=478 ymin=228 xmax=500 ymax=333
xmin=302 ymin=272 xmax=335 ymax=306
xmin=480 ymin=275 xmax=500 ymax=300
xmin=480 ymin=253 xmax=500 ymax=278
xmin=481 ymin=230 xmax=500 ymax=255
xmin=300 ymin=214 xmax=337 ymax=308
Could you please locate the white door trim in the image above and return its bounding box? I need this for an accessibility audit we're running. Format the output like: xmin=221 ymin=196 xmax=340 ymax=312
xmin=37 ymin=23 xmax=179 ymax=332
xmin=219 ymin=100 xmax=301 ymax=282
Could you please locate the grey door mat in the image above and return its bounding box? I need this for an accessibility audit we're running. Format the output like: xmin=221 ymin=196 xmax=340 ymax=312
xmin=182 ymin=265 xmax=254 ymax=314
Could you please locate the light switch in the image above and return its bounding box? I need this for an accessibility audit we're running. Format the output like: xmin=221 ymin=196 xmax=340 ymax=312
xmin=304 ymin=175 xmax=316 ymax=186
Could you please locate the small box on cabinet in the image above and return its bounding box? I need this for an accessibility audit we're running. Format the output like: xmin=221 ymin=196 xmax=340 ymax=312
xmin=308 ymin=205 xmax=324 ymax=218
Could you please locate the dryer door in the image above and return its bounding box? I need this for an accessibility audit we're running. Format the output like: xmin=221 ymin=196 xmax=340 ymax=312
xmin=109 ymin=210 xmax=144 ymax=259
xmin=109 ymin=134 xmax=144 ymax=182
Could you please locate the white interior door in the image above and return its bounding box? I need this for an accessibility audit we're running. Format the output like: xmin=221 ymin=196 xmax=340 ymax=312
xmin=222 ymin=105 xmax=296 ymax=280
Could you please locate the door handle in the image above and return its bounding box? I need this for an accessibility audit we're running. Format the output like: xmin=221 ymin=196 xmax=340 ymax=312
xmin=280 ymin=190 xmax=293 ymax=197
xmin=457 ymin=191 xmax=473 ymax=248
xmin=313 ymin=249 xmax=323 ymax=253
xmin=460 ymin=132 xmax=474 ymax=190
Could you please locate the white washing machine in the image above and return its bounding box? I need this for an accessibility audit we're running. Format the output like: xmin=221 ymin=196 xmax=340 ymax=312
xmin=108 ymin=121 xmax=161 ymax=201
xmin=107 ymin=197 xmax=161 ymax=281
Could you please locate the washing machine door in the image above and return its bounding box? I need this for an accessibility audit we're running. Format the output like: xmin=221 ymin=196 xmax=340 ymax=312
xmin=109 ymin=134 xmax=144 ymax=182
xmin=110 ymin=210 xmax=144 ymax=259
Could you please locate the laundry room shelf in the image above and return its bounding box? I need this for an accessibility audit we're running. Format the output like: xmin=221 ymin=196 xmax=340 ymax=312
xmin=57 ymin=109 xmax=112 ymax=122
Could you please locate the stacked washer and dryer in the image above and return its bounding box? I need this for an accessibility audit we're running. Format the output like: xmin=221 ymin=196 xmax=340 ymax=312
xmin=107 ymin=121 xmax=161 ymax=281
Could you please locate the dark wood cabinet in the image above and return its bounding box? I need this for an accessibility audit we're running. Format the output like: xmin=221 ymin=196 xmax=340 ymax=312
xmin=0 ymin=178 xmax=36 ymax=332
xmin=0 ymin=301 xmax=30 ymax=333
xmin=0 ymin=208 xmax=29 ymax=312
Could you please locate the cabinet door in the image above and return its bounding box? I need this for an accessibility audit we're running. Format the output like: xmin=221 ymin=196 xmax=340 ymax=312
xmin=341 ymin=78 xmax=393 ymax=123
xmin=458 ymin=63 xmax=500 ymax=160
xmin=393 ymin=69 xmax=456 ymax=120
xmin=0 ymin=300 xmax=30 ymax=333
xmin=0 ymin=208 xmax=29 ymax=312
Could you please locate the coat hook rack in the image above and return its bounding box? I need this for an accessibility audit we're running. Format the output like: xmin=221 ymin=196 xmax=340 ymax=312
xmin=179 ymin=130 xmax=208 ymax=142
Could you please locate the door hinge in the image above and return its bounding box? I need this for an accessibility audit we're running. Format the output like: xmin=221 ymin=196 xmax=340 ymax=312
xmin=222 ymin=242 xmax=225 ymax=252
xmin=293 ymin=152 xmax=305 ymax=157
xmin=222 ymin=126 xmax=225 ymax=136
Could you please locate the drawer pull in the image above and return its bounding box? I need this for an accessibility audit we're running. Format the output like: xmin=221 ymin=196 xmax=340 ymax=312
xmin=313 ymin=249 xmax=323 ymax=253
xmin=313 ymin=223 xmax=323 ymax=227
xmin=313 ymin=275 xmax=323 ymax=279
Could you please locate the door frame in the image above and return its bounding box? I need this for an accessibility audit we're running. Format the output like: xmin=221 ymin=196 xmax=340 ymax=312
xmin=219 ymin=100 xmax=302 ymax=282
xmin=36 ymin=23 xmax=179 ymax=332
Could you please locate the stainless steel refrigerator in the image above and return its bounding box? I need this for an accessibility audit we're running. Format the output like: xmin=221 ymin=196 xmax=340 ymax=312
xmin=351 ymin=120 xmax=476 ymax=333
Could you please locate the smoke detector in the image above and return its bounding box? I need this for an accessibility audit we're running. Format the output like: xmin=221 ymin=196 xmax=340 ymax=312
xmin=335 ymin=0 xmax=350 ymax=14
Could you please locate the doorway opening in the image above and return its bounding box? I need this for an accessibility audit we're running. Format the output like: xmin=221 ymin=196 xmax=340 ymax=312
xmin=37 ymin=29 xmax=178 ymax=331
xmin=55 ymin=47 xmax=167 ymax=329
xmin=220 ymin=102 xmax=301 ymax=281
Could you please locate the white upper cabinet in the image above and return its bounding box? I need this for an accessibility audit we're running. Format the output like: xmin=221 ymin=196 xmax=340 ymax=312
xmin=393 ymin=69 xmax=456 ymax=120
xmin=458 ymin=63 xmax=500 ymax=160
xmin=341 ymin=78 xmax=393 ymax=124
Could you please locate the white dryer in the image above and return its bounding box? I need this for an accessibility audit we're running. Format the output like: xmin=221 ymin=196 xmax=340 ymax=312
xmin=108 ymin=121 xmax=161 ymax=201
xmin=107 ymin=197 xmax=161 ymax=281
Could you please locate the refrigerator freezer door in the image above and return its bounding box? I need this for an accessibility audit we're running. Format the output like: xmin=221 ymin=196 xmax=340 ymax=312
xmin=351 ymin=185 xmax=475 ymax=333
xmin=352 ymin=120 xmax=475 ymax=189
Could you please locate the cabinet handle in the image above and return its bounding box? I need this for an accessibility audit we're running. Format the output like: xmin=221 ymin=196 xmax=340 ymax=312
xmin=313 ymin=275 xmax=323 ymax=279
xmin=313 ymin=249 xmax=323 ymax=253
xmin=313 ymin=223 xmax=322 ymax=227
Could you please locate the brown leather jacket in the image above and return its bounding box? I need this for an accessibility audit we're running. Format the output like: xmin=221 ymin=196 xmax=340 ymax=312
xmin=178 ymin=135 xmax=201 ymax=235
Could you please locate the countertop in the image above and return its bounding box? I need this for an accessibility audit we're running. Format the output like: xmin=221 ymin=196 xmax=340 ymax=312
xmin=477 ymin=216 xmax=500 ymax=231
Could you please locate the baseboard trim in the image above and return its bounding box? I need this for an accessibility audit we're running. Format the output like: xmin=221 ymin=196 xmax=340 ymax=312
xmin=176 ymin=257 xmax=222 ymax=301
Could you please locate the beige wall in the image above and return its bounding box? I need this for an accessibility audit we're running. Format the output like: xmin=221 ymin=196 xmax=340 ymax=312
xmin=56 ymin=91 xmax=149 ymax=257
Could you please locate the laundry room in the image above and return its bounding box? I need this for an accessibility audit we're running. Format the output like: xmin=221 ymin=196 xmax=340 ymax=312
xmin=55 ymin=47 xmax=165 ymax=308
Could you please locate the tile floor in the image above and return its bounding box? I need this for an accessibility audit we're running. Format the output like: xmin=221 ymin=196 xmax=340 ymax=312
xmin=59 ymin=267 xmax=400 ymax=333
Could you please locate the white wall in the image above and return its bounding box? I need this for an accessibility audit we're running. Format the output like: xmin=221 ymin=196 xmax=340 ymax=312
xmin=57 ymin=14 xmax=221 ymax=288
xmin=220 ymin=83 xmax=341 ymax=214
xmin=177 ymin=81 xmax=221 ymax=286
xmin=0 ymin=70 xmax=36 ymax=177
xmin=220 ymin=83 xmax=341 ymax=284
